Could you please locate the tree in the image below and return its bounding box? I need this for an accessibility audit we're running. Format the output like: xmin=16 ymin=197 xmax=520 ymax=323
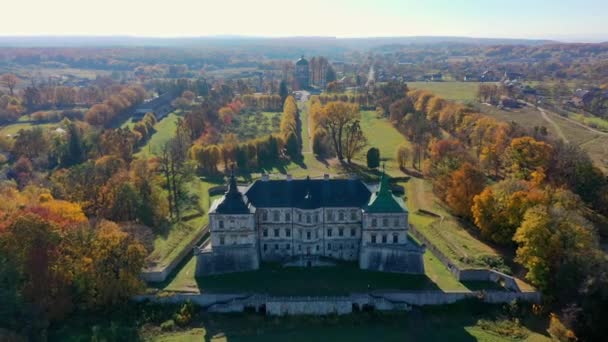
xmin=62 ymin=122 xmax=86 ymax=167
xmin=445 ymin=163 xmax=486 ymax=219
xmin=343 ymin=120 xmax=367 ymax=163
xmin=285 ymin=132 xmax=299 ymax=159
xmin=366 ymin=147 xmax=380 ymax=169
xmin=396 ymin=143 xmax=411 ymax=170
xmin=87 ymin=221 xmax=146 ymax=307
xmin=321 ymin=101 xmax=360 ymax=161
xmin=472 ymin=179 xmax=545 ymax=245
xmin=514 ymin=203 xmax=598 ymax=296
xmin=0 ymin=74 xmax=19 ymax=96
xmin=279 ymin=80 xmax=289 ymax=104
xmin=505 ymin=136 xmax=552 ymax=180
xmin=325 ymin=65 xmax=337 ymax=84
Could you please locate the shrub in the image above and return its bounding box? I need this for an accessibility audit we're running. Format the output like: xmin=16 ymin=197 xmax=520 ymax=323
xmin=160 ymin=319 xmax=176 ymax=332
xmin=173 ymin=301 xmax=195 ymax=327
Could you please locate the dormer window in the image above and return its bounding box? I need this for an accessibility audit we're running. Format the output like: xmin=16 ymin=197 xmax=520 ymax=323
xmin=219 ymin=220 xmax=224 ymax=229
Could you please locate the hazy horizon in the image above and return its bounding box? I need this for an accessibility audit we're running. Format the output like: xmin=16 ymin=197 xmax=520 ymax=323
xmin=2 ymin=0 xmax=607 ymax=43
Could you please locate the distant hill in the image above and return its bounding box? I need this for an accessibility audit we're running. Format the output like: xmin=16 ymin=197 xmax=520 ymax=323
xmin=0 ymin=35 xmax=556 ymax=49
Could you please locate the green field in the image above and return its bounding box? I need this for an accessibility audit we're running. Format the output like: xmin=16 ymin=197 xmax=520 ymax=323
xmin=0 ymin=121 xmax=58 ymax=137
xmin=225 ymin=110 xmax=281 ymax=141
xmin=407 ymin=82 xmax=481 ymax=102
xmin=135 ymin=111 xmax=182 ymax=158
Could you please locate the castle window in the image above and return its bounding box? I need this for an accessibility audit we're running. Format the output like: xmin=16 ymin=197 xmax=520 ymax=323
xmin=315 ymin=229 xmax=319 ymax=238
xmin=273 ymin=211 xmax=279 ymax=221
xmin=285 ymin=213 xmax=291 ymax=221
xmin=298 ymin=245 xmax=302 ymax=251
xmin=286 ymin=228 xmax=291 ymax=237
xmin=220 ymin=235 xmax=225 ymax=245
xmin=339 ymin=228 xmax=344 ymax=237
xmin=339 ymin=244 xmax=343 ymax=250
xmin=351 ymin=211 xmax=357 ymax=220
xmin=393 ymin=234 xmax=399 ymax=243
xmin=306 ymin=231 xmax=311 ymax=240
xmin=350 ymin=228 xmax=356 ymax=237
xmin=274 ymin=229 xmax=279 ymax=237
xmin=327 ymin=211 xmax=333 ymax=221
xmin=327 ymin=228 xmax=333 ymax=237
xmin=275 ymin=244 xmax=279 ymax=250
xmin=371 ymin=218 xmax=377 ymax=227
xmin=371 ymin=234 xmax=377 ymax=243
xmin=383 ymin=218 xmax=388 ymax=227
xmin=306 ymin=215 xmax=311 ymax=224
xmin=286 ymin=244 xmax=291 ymax=250
xmin=328 ymin=243 xmax=332 ymax=250
xmin=382 ymin=235 xmax=387 ymax=243
xmin=394 ymin=218 xmax=400 ymax=227
xmin=262 ymin=211 xmax=268 ymax=221
xmin=263 ymin=244 xmax=267 ymax=251
xmin=316 ymin=245 xmax=320 ymax=251
xmin=231 ymin=235 xmax=237 ymax=244
xmin=263 ymin=229 xmax=268 ymax=237
xmin=219 ymin=220 xmax=224 ymax=229
xmin=298 ymin=213 xmax=302 ymax=222
xmin=314 ymin=214 xmax=319 ymax=223
xmin=339 ymin=212 xmax=344 ymax=221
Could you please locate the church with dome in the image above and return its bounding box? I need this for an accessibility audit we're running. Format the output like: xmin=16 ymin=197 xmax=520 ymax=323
xmin=195 ymin=171 xmax=425 ymax=276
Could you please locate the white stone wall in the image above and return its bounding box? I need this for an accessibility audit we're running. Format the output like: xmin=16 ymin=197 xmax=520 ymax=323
xmin=209 ymin=213 xmax=256 ymax=247
xmin=361 ymin=212 xmax=408 ymax=247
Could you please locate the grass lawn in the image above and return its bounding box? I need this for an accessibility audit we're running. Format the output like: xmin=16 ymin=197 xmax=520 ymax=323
xmin=135 ymin=111 xmax=181 ymax=158
xmin=145 ymin=176 xmax=221 ymax=270
xmin=407 ymin=82 xmax=482 ymax=102
xmin=0 ymin=121 xmax=57 ymax=137
xmin=160 ymin=245 xmax=476 ymax=294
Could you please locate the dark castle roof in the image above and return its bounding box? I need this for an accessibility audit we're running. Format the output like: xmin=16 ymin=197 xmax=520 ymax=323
xmin=213 ymin=171 xmax=251 ymax=214
xmin=244 ymin=177 xmax=371 ymax=209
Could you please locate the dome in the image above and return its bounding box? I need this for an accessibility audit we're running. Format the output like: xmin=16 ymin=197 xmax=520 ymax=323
xmin=296 ymin=55 xmax=309 ymax=66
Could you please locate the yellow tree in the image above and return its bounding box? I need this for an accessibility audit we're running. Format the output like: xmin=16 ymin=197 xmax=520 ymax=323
xmin=88 ymin=221 xmax=146 ymax=307
xmin=505 ymin=136 xmax=552 ymax=180
xmin=321 ymin=101 xmax=360 ymax=161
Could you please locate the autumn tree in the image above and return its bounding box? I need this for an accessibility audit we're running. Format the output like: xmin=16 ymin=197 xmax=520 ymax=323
xmin=396 ymin=143 xmax=411 ymax=170
xmin=343 ymin=120 xmax=367 ymax=163
xmin=321 ymin=101 xmax=360 ymax=161
xmin=445 ymin=163 xmax=486 ymax=219
xmin=514 ymin=201 xmax=599 ymax=296
xmin=0 ymin=74 xmax=19 ymax=96
xmin=87 ymin=221 xmax=146 ymax=307
xmin=504 ymin=136 xmax=552 ymax=180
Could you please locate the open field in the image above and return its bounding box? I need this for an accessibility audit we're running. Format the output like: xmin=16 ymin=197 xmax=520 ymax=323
xmin=407 ymin=82 xmax=481 ymax=102
xmin=135 ymin=111 xmax=181 ymax=158
xmin=479 ymin=104 xmax=608 ymax=172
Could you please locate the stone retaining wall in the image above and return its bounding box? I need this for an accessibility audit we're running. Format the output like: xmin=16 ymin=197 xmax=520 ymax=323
xmin=141 ymin=225 xmax=208 ymax=283
xmin=135 ymin=290 xmax=541 ymax=316
xmin=408 ymin=224 xmax=525 ymax=293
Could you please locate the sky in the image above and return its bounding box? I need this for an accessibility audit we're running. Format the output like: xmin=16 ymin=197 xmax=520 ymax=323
xmin=2 ymin=0 xmax=607 ymax=42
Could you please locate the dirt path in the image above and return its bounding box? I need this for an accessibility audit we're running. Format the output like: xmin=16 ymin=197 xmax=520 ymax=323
xmin=296 ymin=90 xmax=313 ymax=153
xmin=537 ymin=105 xmax=569 ymax=142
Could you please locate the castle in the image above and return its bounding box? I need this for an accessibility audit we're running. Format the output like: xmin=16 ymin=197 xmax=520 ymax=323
xmin=195 ymin=172 xmax=425 ymax=276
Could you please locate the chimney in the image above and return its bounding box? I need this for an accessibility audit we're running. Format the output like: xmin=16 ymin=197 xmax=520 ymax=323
xmin=261 ymin=173 xmax=269 ymax=182
xmin=286 ymin=174 xmax=293 ymax=181
xmin=323 ymin=174 xmax=330 ymax=180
